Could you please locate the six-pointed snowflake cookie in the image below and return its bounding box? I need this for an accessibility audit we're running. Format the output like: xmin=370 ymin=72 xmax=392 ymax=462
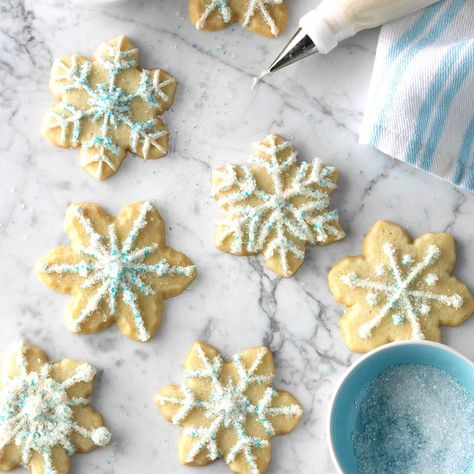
xmin=43 ymin=36 xmax=176 ymax=181
xmin=37 ymin=201 xmax=196 ymax=342
xmin=155 ymin=341 xmax=302 ymax=474
xmin=212 ymin=133 xmax=345 ymax=277
xmin=0 ymin=340 xmax=111 ymax=474
xmin=189 ymin=0 xmax=288 ymax=38
xmin=328 ymin=221 xmax=474 ymax=352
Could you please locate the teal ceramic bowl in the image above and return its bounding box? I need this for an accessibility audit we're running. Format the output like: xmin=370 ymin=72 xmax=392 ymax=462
xmin=327 ymin=341 xmax=474 ymax=474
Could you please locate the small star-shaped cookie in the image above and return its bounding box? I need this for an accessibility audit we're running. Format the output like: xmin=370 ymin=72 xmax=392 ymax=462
xmin=37 ymin=201 xmax=196 ymax=342
xmin=43 ymin=36 xmax=176 ymax=180
xmin=212 ymin=134 xmax=345 ymax=277
xmin=189 ymin=0 xmax=288 ymax=38
xmin=155 ymin=341 xmax=303 ymax=474
xmin=328 ymin=221 xmax=474 ymax=352
xmin=0 ymin=340 xmax=111 ymax=474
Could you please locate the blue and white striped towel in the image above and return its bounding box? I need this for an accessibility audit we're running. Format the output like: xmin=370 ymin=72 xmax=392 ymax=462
xmin=360 ymin=0 xmax=474 ymax=192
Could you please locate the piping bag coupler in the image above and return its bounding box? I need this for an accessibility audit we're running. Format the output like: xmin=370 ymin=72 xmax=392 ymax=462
xmin=258 ymin=0 xmax=442 ymax=81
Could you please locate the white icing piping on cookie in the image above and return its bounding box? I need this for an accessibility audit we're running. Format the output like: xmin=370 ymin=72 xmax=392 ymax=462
xmin=156 ymin=344 xmax=302 ymax=473
xmin=242 ymin=0 xmax=283 ymax=37
xmin=195 ymin=0 xmax=282 ymax=37
xmin=40 ymin=201 xmax=195 ymax=342
xmin=196 ymin=0 xmax=232 ymax=30
xmin=212 ymin=134 xmax=344 ymax=276
xmin=47 ymin=36 xmax=173 ymax=178
xmin=341 ymin=243 xmax=464 ymax=340
xmin=0 ymin=341 xmax=111 ymax=473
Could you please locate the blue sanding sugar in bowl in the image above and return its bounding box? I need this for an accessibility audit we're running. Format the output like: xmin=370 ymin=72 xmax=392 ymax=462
xmin=353 ymin=364 xmax=474 ymax=474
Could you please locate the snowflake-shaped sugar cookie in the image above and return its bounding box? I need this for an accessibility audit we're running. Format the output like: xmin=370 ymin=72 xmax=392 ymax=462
xmin=37 ymin=201 xmax=196 ymax=342
xmin=212 ymin=133 xmax=345 ymax=277
xmin=328 ymin=221 xmax=474 ymax=352
xmin=155 ymin=341 xmax=302 ymax=474
xmin=189 ymin=0 xmax=288 ymax=38
xmin=43 ymin=36 xmax=176 ymax=180
xmin=0 ymin=340 xmax=111 ymax=473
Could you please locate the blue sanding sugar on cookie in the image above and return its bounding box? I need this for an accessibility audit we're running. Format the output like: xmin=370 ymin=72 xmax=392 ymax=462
xmin=353 ymin=364 xmax=474 ymax=474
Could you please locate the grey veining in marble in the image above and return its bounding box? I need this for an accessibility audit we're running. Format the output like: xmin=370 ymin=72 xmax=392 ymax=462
xmin=0 ymin=0 xmax=473 ymax=473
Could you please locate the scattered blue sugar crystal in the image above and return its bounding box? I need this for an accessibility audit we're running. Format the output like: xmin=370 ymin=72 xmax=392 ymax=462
xmin=353 ymin=364 xmax=474 ymax=474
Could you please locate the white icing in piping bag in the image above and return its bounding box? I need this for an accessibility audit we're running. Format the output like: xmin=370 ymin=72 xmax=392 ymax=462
xmin=252 ymin=0 xmax=442 ymax=87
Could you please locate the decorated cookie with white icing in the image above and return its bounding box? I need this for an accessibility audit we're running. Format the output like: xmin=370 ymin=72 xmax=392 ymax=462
xmin=37 ymin=201 xmax=196 ymax=342
xmin=155 ymin=341 xmax=302 ymax=474
xmin=189 ymin=0 xmax=288 ymax=38
xmin=43 ymin=36 xmax=176 ymax=181
xmin=328 ymin=221 xmax=474 ymax=352
xmin=212 ymin=133 xmax=345 ymax=277
xmin=0 ymin=340 xmax=111 ymax=474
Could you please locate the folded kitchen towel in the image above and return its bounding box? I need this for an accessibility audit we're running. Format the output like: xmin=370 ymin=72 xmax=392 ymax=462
xmin=360 ymin=0 xmax=474 ymax=192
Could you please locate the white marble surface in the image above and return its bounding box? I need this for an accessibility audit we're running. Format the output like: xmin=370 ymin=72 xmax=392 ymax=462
xmin=1 ymin=0 xmax=473 ymax=473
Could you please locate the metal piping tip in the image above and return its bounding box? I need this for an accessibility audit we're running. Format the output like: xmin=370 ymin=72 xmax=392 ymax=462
xmin=252 ymin=27 xmax=318 ymax=89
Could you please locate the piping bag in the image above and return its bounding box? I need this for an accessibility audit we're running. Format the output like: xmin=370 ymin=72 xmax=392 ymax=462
xmin=254 ymin=0 xmax=443 ymax=87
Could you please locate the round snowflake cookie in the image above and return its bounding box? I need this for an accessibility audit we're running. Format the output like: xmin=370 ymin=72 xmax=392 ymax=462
xmin=189 ymin=0 xmax=288 ymax=38
xmin=37 ymin=201 xmax=196 ymax=342
xmin=0 ymin=340 xmax=111 ymax=474
xmin=155 ymin=341 xmax=303 ymax=474
xmin=43 ymin=36 xmax=176 ymax=181
xmin=212 ymin=133 xmax=345 ymax=277
xmin=328 ymin=221 xmax=474 ymax=352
